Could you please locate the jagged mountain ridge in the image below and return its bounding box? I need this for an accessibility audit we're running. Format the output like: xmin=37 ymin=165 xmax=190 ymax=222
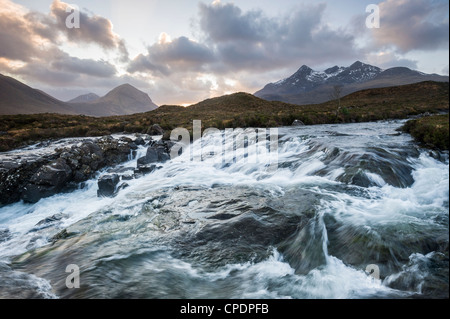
xmin=255 ymin=61 xmax=449 ymax=105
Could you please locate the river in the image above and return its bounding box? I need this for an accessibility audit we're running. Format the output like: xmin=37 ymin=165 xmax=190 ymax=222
xmin=0 ymin=120 xmax=448 ymax=299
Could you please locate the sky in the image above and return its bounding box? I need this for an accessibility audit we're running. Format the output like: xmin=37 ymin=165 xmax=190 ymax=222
xmin=0 ymin=0 xmax=448 ymax=105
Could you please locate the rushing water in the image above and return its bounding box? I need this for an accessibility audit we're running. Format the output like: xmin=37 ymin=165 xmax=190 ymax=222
xmin=0 ymin=120 xmax=448 ymax=299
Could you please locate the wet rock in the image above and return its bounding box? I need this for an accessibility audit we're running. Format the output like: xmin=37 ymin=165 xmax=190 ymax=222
xmin=50 ymin=229 xmax=74 ymax=243
xmin=116 ymin=182 xmax=129 ymax=193
xmin=0 ymin=157 xmax=55 ymax=205
xmin=36 ymin=213 xmax=67 ymax=226
xmin=97 ymin=174 xmax=120 ymax=197
xmin=30 ymin=159 xmax=72 ymax=188
xmin=0 ymin=135 xmax=162 ymax=206
xmin=0 ymin=228 xmax=11 ymax=243
xmin=134 ymin=164 xmax=158 ymax=175
xmin=147 ymin=124 xmax=164 ymax=136
xmin=22 ymin=159 xmax=73 ymax=203
xmin=137 ymin=142 xmax=171 ymax=168
xmin=134 ymin=137 xmax=146 ymax=146
xmin=122 ymin=174 xmax=134 ymax=181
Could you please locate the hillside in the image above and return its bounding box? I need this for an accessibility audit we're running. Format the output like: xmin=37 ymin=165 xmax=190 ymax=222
xmin=0 ymin=74 xmax=77 ymax=115
xmin=0 ymin=81 xmax=448 ymax=152
xmin=0 ymin=75 xmax=158 ymax=117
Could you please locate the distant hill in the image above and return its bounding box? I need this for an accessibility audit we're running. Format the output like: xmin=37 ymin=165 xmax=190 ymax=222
xmin=68 ymin=93 xmax=100 ymax=103
xmin=255 ymin=61 xmax=449 ymax=105
xmin=0 ymin=74 xmax=76 ymax=115
xmin=0 ymin=74 xmax=158 ymax=116
xmin=69 ymin=84 xmax=158 ymax=117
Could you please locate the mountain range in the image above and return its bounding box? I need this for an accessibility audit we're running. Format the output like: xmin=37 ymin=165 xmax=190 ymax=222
xmin=255 ymin=61 xmax=449 ymax=105
xmin=1 ymin=61 xmax=448 ymax=117
xmin=0 ymin=74 xmax=158 ymax=116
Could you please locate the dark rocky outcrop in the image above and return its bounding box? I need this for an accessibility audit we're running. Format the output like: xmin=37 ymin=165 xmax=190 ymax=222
xmin=0 ymin=134 xmax=177 ymax=205
xmin=135 ymin=139 xmax=174 ymax=175
xmin=0 ymin=136 xmax=139 ymax=205
xmin=97 ymin=174 xmax=120 ymax=197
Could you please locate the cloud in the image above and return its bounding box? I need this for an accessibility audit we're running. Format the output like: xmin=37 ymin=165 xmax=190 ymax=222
xmin=365 ymin=51 xmax=418 ymax=70
xmin=50 ymin=0 xmax=129 ymax=61
xmin=0 ymin=1 xmax=49 ymax=62
xmin=371 ymin=0 xmax=449 ymax=52
xmin=128 ymin=2 xmax=359 ymax=80
xmin=128 ymin=35 xmax=215 ymax=75
xmin=0 ymin=0 xmax=123 ymax=93
xmin=51 ymin=52 xmax=117 ymax=78
xmin=198 ymin=2 xmax=358 ymax=71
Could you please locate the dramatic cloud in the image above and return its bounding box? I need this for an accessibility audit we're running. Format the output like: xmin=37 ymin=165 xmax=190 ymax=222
xmin=0 ymin=1 xmax=49 ymax=62
xmin=127 ymin=0 xmax=360 ymax=101
xmin=50 ymin=0 xmax=129 ymax=61
xmin=372 ymin=0 xmax=449 ymax=52
xmin=128 ymin=36 xmax=215 ymax=75
xmin=0 ymin=0 xmax=123 ymax=91
xmin=51 ymin=52 xmax=117 ymax=78
xmin=199 ymin=2 xmax=358 ymax=71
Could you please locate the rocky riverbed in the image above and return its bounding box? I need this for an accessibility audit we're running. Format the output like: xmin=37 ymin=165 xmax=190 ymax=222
xmin=0 ymin=133 xmax=174 ymax=206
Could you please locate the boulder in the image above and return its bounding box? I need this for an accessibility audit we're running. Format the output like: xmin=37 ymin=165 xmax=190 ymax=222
xmin=147 ymin=124 xmax=164 ymax=136
xmin=30 ymin=159 xmax=72 ymax=188
xmin=137 ymin=147 xmax=170 ymax=166
xmin=135 ymin=164 xmax=158 ymax=175
xmin=134 ymin=137 xmax=146 ymax=146
xmin=22 ymin=159 xmax=73 ymax=203
xmin=97 ymin=174 xmax=120 ymax=197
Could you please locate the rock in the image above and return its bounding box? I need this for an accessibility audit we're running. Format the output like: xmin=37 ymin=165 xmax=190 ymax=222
xmin=162 ymin=131 xmax=171 ymax=141
xmin=122 ymin=174 xmax=134 ymax=181
xmin=137 ymin=147 xmax=170 ymax=166
xmin=1 ymin=135 xmax=140 ymax=206
xmin=36 ymin=213 xmax=67 ymax=226
xmin=134 ymin=137 xmax=146 ymax=146
xmin=0 ymin=228 xmax=11 ymax=242
xmin=50 ymin=229 xmax=74 ymax=243
xmin=30 ymin=159 xmax=72 ymax=188
xmin=22 ymin=184 xmax=59 ymax=204
xmin=22 ymin=159 xmax=73 ymax=203
xmin=116 ymin=182 xmax=129 ymax=193
xmin=97 ymin=174 xmax=120 ymax=197
xmin=147 ymin=124 xmax=164 ymax=136
xmin=292 ymin=120 xmax=305 ymax=126
xmin=135 ymin=164 xmax=157 ymax=175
